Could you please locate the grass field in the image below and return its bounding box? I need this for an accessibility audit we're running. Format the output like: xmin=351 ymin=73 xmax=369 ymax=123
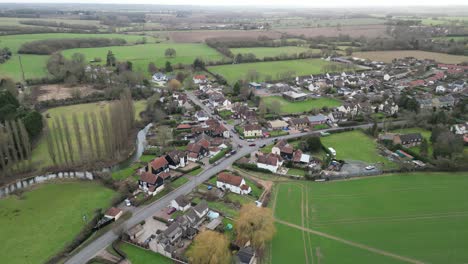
xmin=62 ymin=43 xmax=226 ymax=71
xmin=261 ymin=96 xmax=341 ymax=114
xmin=271 ymin=172 xmax=468 ymax=263
xmin=119 ymin=242 xmax=172 ymax=264
xmin=353 ymin=50 xmax=468 ymax=64
xmin=230 ymin=46 xmax=320 ymax=59
xmin=208 ymin=59 xmax=346 ymax=84
xmin=29 ymin=100 xmax=144 ymax=169
xmin=0 ymin=181 xmax=115 ymax=264
xmin=321 ymin=130 xmax=391 ymax=165
xmin=0 ymin=54 xmax=49 ymax=81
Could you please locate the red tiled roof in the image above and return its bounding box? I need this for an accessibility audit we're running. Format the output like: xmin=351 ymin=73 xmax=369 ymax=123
xmin=187 ymin=143 xmax=202 ymax=153
xmin=188 ymin=152 xmax=199 ymax=158
xmin=177 ymin=124 xmax=192 ymax=129
xmin=198 ymin=139 xmax=211 ymax=148
xmin=140 ymin=172 xmax=158 ymax=184
xmin=150 ymin=157 xmax=169 ymax=170
xmin=241 ymin=184 xmax=249 ymax=191
xmin=293 ymin=150 xmax=303 ymax=162
xmin=105 ymin=207 xmax=122 ymax=217
xmin=257 ymin=153 xmax=279 ymax=166
xmin=217 ymin=172 xmax=243 ymax=187
xmin=158 ymin=172 xmax=171 ymax=180
xmin=194 ymin=75 xmax=206 ymax=80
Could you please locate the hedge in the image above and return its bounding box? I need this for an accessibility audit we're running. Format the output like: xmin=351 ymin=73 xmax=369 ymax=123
xmin=236 ymin=163 xmax=272 ymax=174
xmin=209 ymin=147 xmax=232 ymax=164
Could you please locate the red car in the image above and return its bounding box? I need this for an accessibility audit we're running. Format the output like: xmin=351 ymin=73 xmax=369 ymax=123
xmin=167 ymin=207 xmax=177 ymax=215
xmin=249 ymin=143 xmax=256 ymax=147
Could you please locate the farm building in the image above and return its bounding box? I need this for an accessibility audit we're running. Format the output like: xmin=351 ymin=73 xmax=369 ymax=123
xmin=282 ymin=91 xmax=308 ymax=102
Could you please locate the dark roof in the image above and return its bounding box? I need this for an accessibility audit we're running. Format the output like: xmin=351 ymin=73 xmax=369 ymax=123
xmin=237 ymin=246 xmax=255 ymax=264
xmin=150 ymin=156 xmax=169 ymax=170
xmin=244 ymin=124 xmax=261 ymax=131
xmin=193 ymin=200 xmax=208 ymax=215
xmin=399 ymin=133 xmax=423 ymax=142
xmin=175 ymin=195 xmax=190 ymax=207
xmin=140 ymin=172 xmax=158 ymax=184
xmin=257 ymin=154 xmax=279 ymax=166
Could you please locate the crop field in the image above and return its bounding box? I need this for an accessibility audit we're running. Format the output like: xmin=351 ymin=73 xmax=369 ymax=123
xmin=270 ymin=172 xmax=468 ymax=264
xmin=261 ymin=96 xmax=341 ymax=114
xmin=321 ymin=130 xmax=391 ymax=165
xmin=168 ymin=30 xmax=282 ymax=43
xmin=353 ymin=50 xmax=468 ymax=64
xmin=0 ymin=181 xmax=115 ymax=264
xmin=208 ymin=59 xmax=344 ymax=84
xmin=278 ymin=25 xmax=388 ymax=38
xmin=230 ymin=46 xmax=320 ymax=59
xmin=62 ymin=43 xmax=226 ymax=71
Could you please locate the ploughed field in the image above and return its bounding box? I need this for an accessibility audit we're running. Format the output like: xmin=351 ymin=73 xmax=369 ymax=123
xmin=353 ymin=50 xmax=468 ymax=64
xmin=271 ymin=172 xmax=468 ymax=264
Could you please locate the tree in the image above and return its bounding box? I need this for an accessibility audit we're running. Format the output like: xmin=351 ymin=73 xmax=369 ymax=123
xmin=268 ymin=100 xmax=281 ymax=115
xmin=164 ymin=48 xmax=176 ymax=57
xmin=345 ymin=47 xmax=353 ymax=56
xmin=165 ymin=61 xmax=173 ymax=72
xmin=193 ymin=58 xmax=205 ymax=70
xmin=433 ymin=132 xmax=463 ymax=158
xmin=301 ymin=136 xmax=322 ymax=152
xmin=72 ymin=113 xmax=84 ymax=163
xmin=147 ymin=62 xmax=157 ymax=74
xmin=187 ymin=230 xmax=230 ymax=264
xmin=420 ymin=138 xmax=429 ymax=157
xmin=106 ymin=50 xmax=116 ymax=67
xmin=258 ymin=100 xmax=267 ymax=118
xmin=233 ymin=81 xmax=241 ymax=96
xmin=168 ymin=79 xmax=182 ymax=91
xmin=47 ymin=53 xmax=66 ymax=79
xmin=0 ymin=78 xmax=17 ymax=97
xmin=236 ymin=204 xmax=275 ymax=254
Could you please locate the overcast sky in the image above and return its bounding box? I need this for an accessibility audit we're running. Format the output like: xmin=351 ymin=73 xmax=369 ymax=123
xmin=1 ymin=0 xmax=467 ymax=7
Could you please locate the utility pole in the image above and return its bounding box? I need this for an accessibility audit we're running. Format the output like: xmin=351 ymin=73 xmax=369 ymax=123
xmin=18 ymin=55 xmax=26 ymax=82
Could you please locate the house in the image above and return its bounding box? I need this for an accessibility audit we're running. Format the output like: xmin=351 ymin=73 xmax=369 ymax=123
xmin=435 ymin=95 xmax=455 ymax=108
xmin=257 ymin=153 xmax=283 ymax=173
xmin=147 ymin=156 xmax=169 ymax=175
xmin=152 ymin=72 xmax=167 ymax=82
xmin=236 ymin=246 xmax=257 ymax=264
xmin=292 ymin=150 xmax=310 ymax=163
xmin=216 ymin=172 xmax=251 ymax=195
xmin=186 ymin=140 xmax=209 ymax=162
xmin=171 ymin=195 xmax=191 ymax=212
xmin=308 ymin=114 xmax=330 ymax=126
xmin=104 ymin=207 xmax=123 ymax=221
xmin=272 ymin=139 xmax=294 ymax=160
xmin=288 ymin=117 xmax=309 ymax=130
xmin=243 ymin=124 xmax=262 ymax=138
xmin=268 ymin=120 xmax=289 ymax=130
xmin=193 ymin=200 xmax=209 ymax=219
xmin=165 ymin=150 xmax=187 ymax=169
xmin=139 ymin=172 xmax=165 ymax=196
xmin=193 ymin=75 xmax=207 ymax=84
xmin=451 ymin=123 xmax=468 ymax=135
xmin=337 ymin=103 xmax=360 ymax=117
xmin=393 ymin=133 xmax=423 ymax=147
xmin=328 ymin=111 xmax=347 ymax=123
xmin=209 ymin=92 xmax=232 ymax=109
xmin=249 ymin=82 xmax=262 ymax=89
xmin=417 ymin=98 xmax=433 ymax=110
xmin=195 ymin=111 xmax=209 ymax=122
xmin=282 ymin=91 xmax=307 ymax=102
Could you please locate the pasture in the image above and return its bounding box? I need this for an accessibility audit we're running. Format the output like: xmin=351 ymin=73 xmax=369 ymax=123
xmin=261 ymin=96 xmax=341 ymax=114
xmin=62 ymin=43 xmax=226 ymax=71
xmin=0 ymin=181 xmax=115 ymax=264
xmin=353 ymin=50 xmax=468 ymax=64
xmin=271 ymin=172 xmax=468 ymax=264
xmin=208 ymin=59 xmax=345 ymax=84
xmin=320 ymin=130 xmax=391 ymax=165
xmin=230 ymin=46 xmax=320 ymax=59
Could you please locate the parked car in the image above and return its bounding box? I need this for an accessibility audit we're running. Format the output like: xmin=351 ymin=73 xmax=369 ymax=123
xmin=365 ymin=165 xmax=375 ymax=170
xmin=260 ymin=144 xmax=266 ymax=148
xmin=125 ymin=199 xmax=131 ymax=207
xmin=230 ymin=150 xmax=237 ymax=155
xmin=249 ymin=143 xmax=256 ymax=147
xmin=167 ymin=207 xmax=177 ymax=214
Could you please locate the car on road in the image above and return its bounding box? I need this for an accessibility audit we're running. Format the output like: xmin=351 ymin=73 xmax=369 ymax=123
xmin=365 ymin=165 xmax=375 ymax=170
xmin=125 ymin=199 xmax=131 ymax=206
xmin=247 ymin=139 xmax=254 ymax=142
xmin=238 ymin=144 xmax=243 ymax=148
xmin=249 ymin=143 xmax=256 ymax=146
xmin=230 ymin=150 xmax=237 ymax=155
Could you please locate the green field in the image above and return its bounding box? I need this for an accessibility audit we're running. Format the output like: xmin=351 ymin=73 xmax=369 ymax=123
xmin=119 ymin=242 xmax=172 ymax=264
xmin=321 ymin=130 xmax=391 ymax=165
xmin=261 ymin=96 xmax=341 ymax=114
xmin=271 ymin=172 xmax=468 ymax=263
xmin=353 ymin=50 xmax=468 ymax=64
xmin=62 ymin=43 xmax=226 ymax=72
xmin=0 ymin=54 xmax=49 ymax=81
xmin=208 ymin=59 xmax=346 ymax=84
xmin=230 ymin=46 xmax=320 ymax=59
xmin=0 ymin=181 xmax=115 ymax=264
xmin=390 ymin=127 xmax=432 ymax=155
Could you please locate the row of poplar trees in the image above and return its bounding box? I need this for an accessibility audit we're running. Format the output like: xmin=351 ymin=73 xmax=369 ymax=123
xmin=0 ymin=119 xmax=33 ymax=176
xmin=44 ymin=90 xmax=135 ymax=167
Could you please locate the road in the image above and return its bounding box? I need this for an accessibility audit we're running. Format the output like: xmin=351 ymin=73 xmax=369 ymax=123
xmin=66 ymin=94 xmax=406 ymax=263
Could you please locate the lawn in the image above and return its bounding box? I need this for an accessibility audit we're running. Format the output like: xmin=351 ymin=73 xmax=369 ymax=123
xmin=353 ymin=50 xmax=468 ymax=64
xmin=119 ymin=242 xmax=172 ymax=264
xmin=170 ymin=176 xmax=189 ymax=189
xmin=29 ymin=100 xmax=142 ymax=169
xmin=208 ymin=59 xmax=349 ymax=84
xmin=390 ymin=127 xmax=432 ymax=155
xmin=321 ymin=130 xmax=392 ymax=165
xmin=271 ymin=172 xmax=468 ymax=264
xmin=230 ymin=46 xmax=320 ymax=59
xmin=188 ymin=167 xmax=203 ymax=176
xmin=134 ymin=100 xmax=147 ymax=121
xmin=111 ymin=163 xmax=141 ymax=181
xmin=0 ymin=181 xmax=115 ymax=264
xmin=286 ymin=168 xmax=306 ymax=176
xmin=62 ymin=43 xmax=226 ymax=72
xmin=261 ymin=96 xmax=341 ymax=114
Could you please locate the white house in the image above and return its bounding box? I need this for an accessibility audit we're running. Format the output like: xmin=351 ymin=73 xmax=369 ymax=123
xmin=152 ymin=72 xmax=167 ymax=82
xmin=171 ymin=195 xmax=191 ymax=212
xmin=193 ymin=75 xmax=207 ymax=84
xmin=216 ymin=172 xmax=251 ymax=195
xmin=195 ymin=111 xmax=209 ymax=122
xmin=436 ymin=85 xmax=446 ymax=93
xmin=257 ymin=153 xmax=283 ymax=173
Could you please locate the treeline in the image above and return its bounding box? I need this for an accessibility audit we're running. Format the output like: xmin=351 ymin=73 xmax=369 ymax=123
xmin=43 ymin=90 xmax=135 ymax=168
xmin=19 ymin=20 xmax=99 ymax=31
xmin=19 ymin=38 xmax=127 ymax=55
xmin=0 ymin=119 xmax=33 ymax=176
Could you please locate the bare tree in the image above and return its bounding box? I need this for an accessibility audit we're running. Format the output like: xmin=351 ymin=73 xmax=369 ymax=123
xmin=61 ymin=115 xmax=75 ymax=164
xmin=72 ymin=113 xmax=84 ymax=163
xmin=44 ymin=122 xmax=57 ymax=165
xmin=54 ymin=117 xmax=69 ymax=165
xmin=83 ymin=112 xmax=94 ymax=162
xmin=90 ymin=112 xmax=102 ymax=159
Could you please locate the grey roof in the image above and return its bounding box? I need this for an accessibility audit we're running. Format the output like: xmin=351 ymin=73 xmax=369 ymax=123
xmin=237 ymin=246 xmax=255 ymax=264
xmin=193 ymin=200 xmax=208 ymax=215
xmin=308 ymin=114 xmax=329 ymax=122
xmin=399 ymin=133 xmax=423 ymax=142
xmin=174 ymin=195 xmax=190 ymax=207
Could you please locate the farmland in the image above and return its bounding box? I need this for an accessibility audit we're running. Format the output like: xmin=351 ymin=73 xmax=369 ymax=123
xmin=261 ymin=96 xmax=342 ymax=114
xmin=271 ymin=172 xmax=468 ymax=264
xmin=62 ymin=43 xmax=226 ymax=72
xmin=353 ymin=50 xmax=468 ymax=64
xmin=168 ymin=30 xmax=282 ymax=43
xmin=321 ymin=130 xmax=391 ymax=165
xmin=208 ymin=59 xmax=346 ymax=84
xmin=0 ymin=181 xmax=116 ymax=264
xmin=278 ymin=25 xmax=388 ymax=38
xmin=230 ymin=46 xmax=320 ymax=59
